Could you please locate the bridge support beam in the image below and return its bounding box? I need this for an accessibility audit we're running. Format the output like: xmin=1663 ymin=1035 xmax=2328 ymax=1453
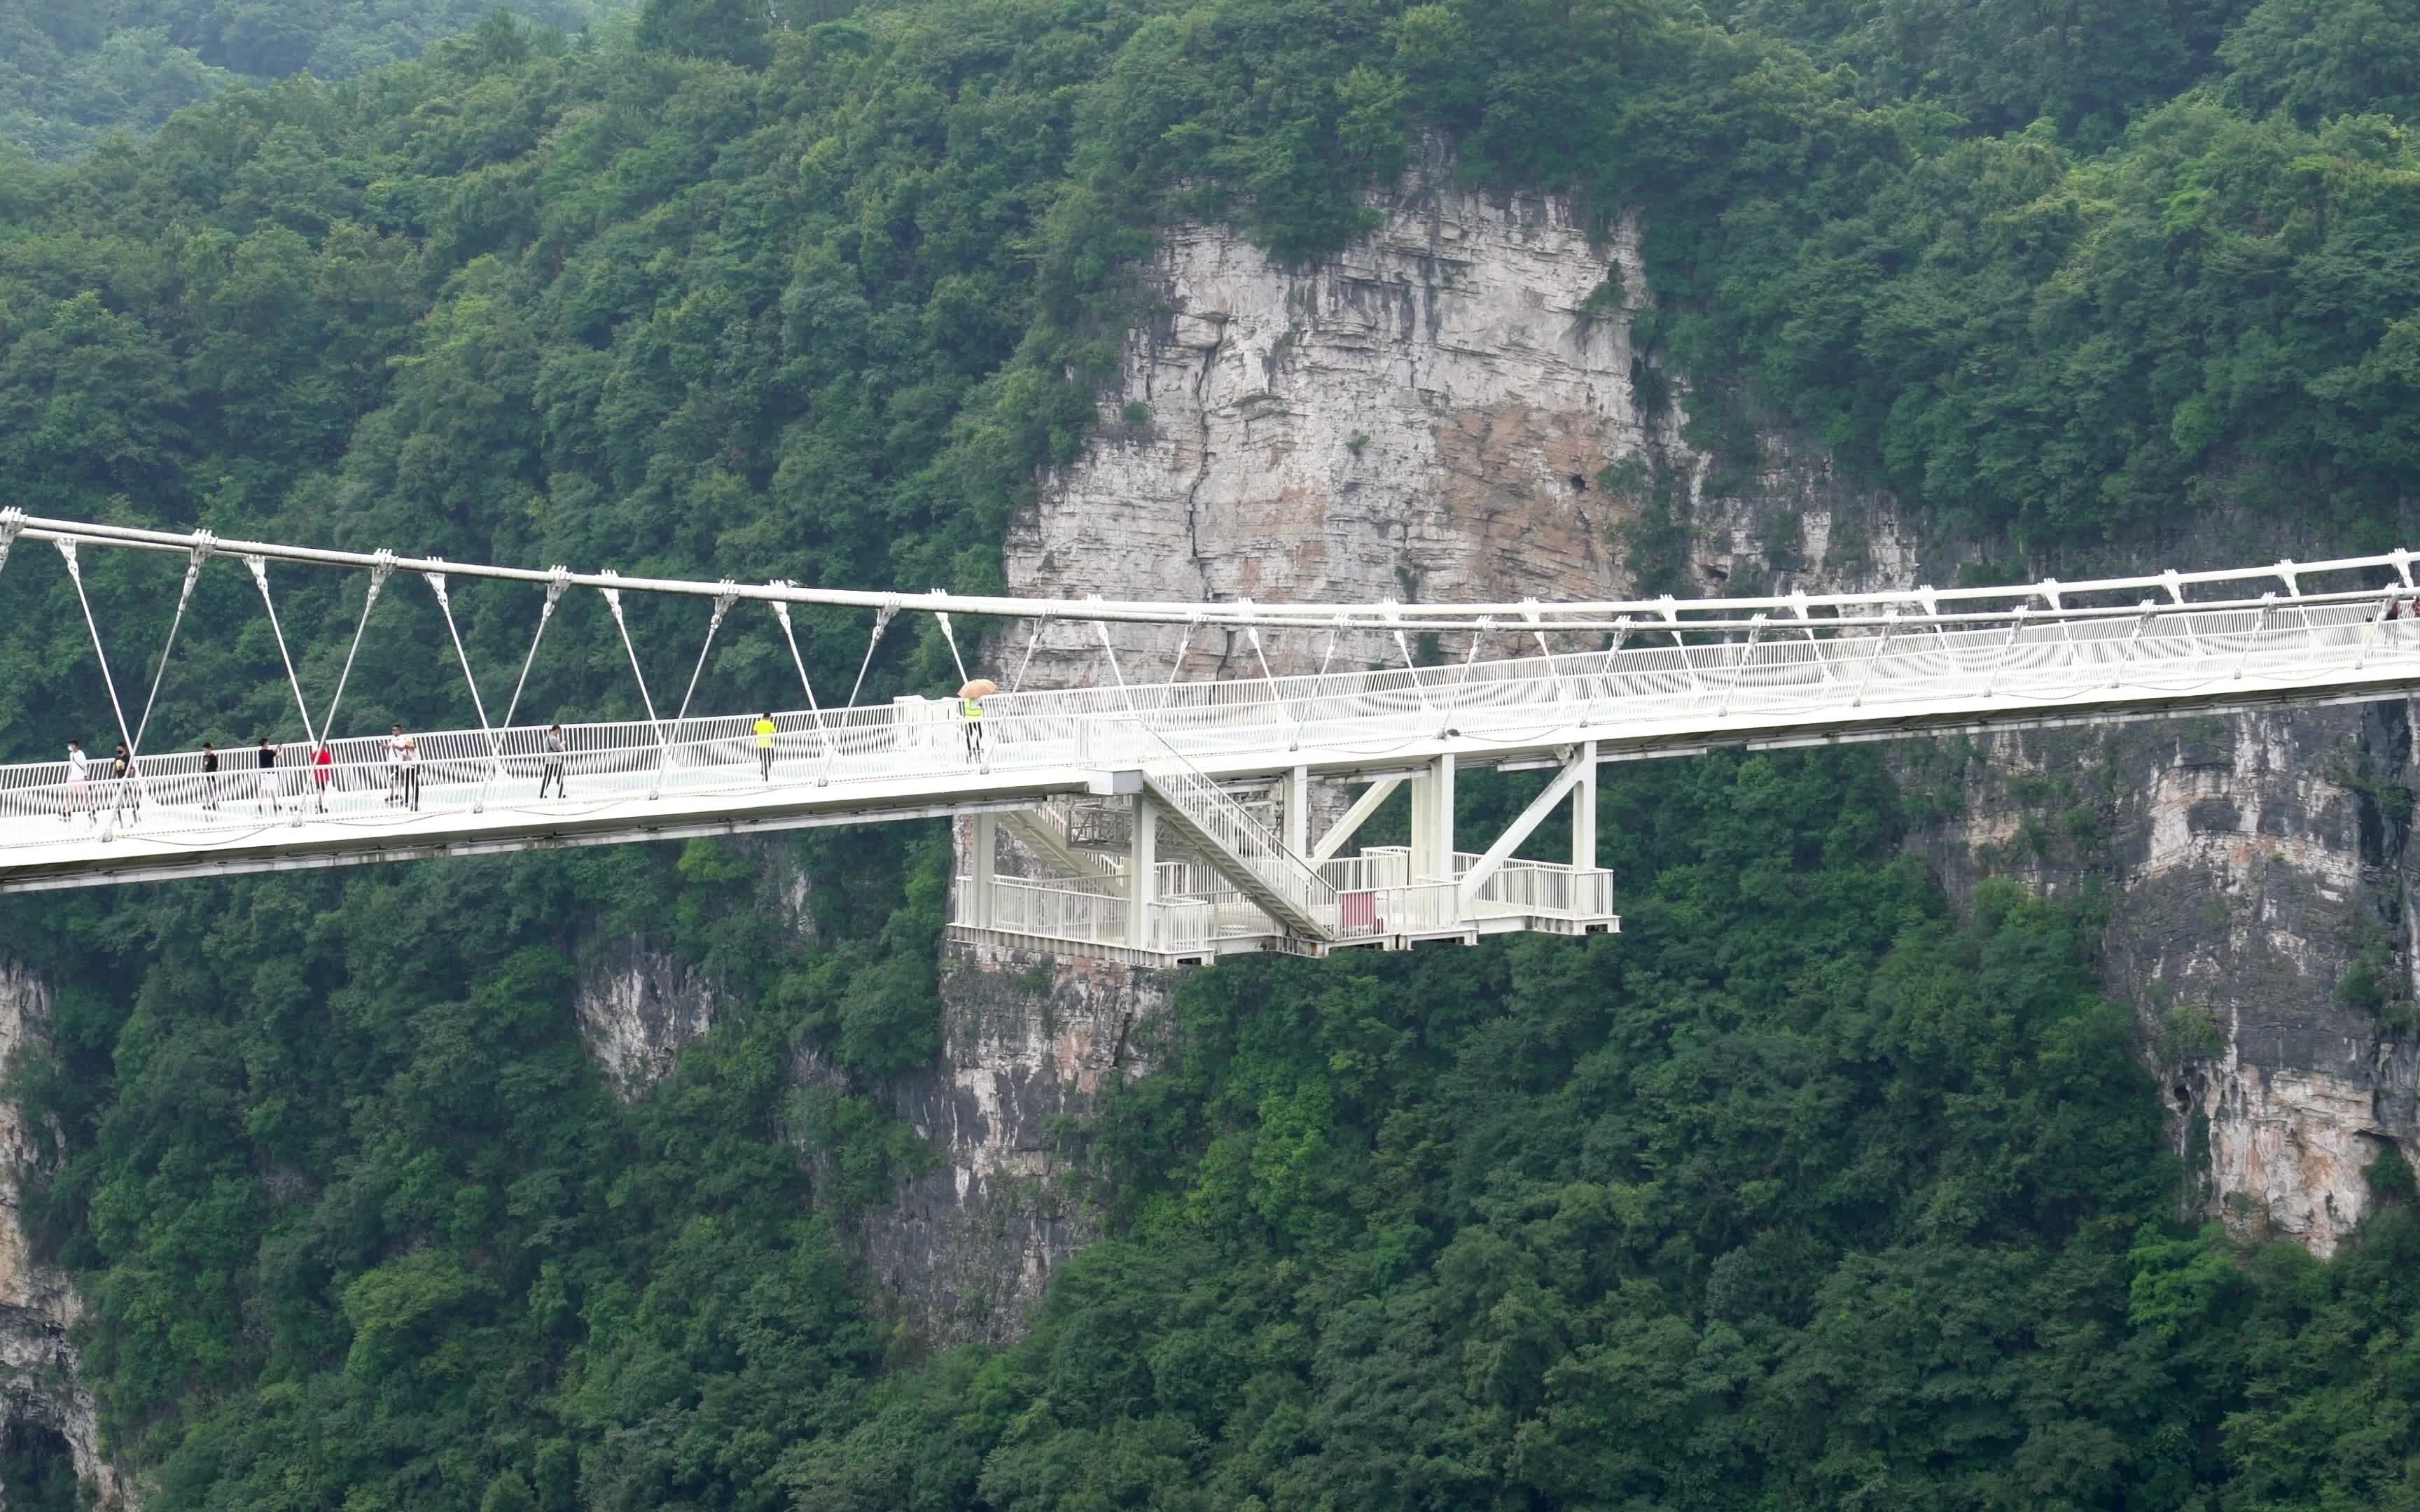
xmin=1571 ymin=739 xmax=1598 ymax=871
xmin=966 ymin=812 xmax=998 ymax=930
xmin=1126 ymin=795 xmax=1158 ymax=950
xmin=1411 ymin=752 xmax=1455 ymax=881
xmin=1284 ymin=765 xmax=1309 ymax=857
xmin=1459 ymin=751 xmax=1588 ymax=907
xmin=1314 ymin=776 xmax=1402 ymax=862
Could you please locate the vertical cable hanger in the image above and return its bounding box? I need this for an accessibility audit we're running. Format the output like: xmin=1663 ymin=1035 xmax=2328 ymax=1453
xmin=599 ymin=572 xmax=674 ymax=799
xmin=846 ymin=599 xmax=898 ymax=708
xmin=55 ymin=540 xmax=143 ymax=839
xmin=1009 ymin=614 xmax=1052 ymax=695
xmin=320 ymin=552 xmax=396 ymax=753
xmin=117 ymin=533 xmax=217 ymax=835
xmin=933 ymin=593 xmax=971 ymax=690
xmin=247 ymin=556 xmax=323 ymax=752
xmin=424 ymin=568 xmax=506 ymax=811
xmin=476 ymin=566 xmax=570 ymax=808
xmin=673 ymin=582 xmax=741 ymax=727
xmin=245 ymin=555 xmax=326 ymax=827
xmin=769 ymin=588 xmax=835 ymax=778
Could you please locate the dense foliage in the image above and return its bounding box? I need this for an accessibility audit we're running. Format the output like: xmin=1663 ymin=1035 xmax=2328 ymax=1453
xmin=3 ymin=0 xmax=2420 ymax=1505
xmin=0 ymin=0 xmax=637 ymax=162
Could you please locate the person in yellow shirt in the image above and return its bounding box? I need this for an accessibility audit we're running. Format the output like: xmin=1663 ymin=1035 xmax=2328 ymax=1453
xmin=960 ymin=694 xmax=984 ymax=762
xmin=753 ymin=712 xmax=777 ymax=780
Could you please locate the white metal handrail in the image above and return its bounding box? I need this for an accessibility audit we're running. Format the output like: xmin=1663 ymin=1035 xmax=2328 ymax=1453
xmin=3 ymin=601 xmax=2417 ymax=858
xmin=1117 ymin=720 xmax=1337 ymax=930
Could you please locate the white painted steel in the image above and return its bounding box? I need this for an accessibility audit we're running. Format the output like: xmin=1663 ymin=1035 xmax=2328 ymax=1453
xmin=9 ymin=508 xmax=2420 ymax=629
xmin=8 ymin=549 xmax=2420 ymax=899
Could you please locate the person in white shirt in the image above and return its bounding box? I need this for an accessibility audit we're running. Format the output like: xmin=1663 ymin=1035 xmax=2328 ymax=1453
xmin=400 ymin=732 xmax=422 ymax=811
xmin=386 ymin=724 xmax=409 ymax=806
xmin=62 ymin=740 xmax=89 ymax=823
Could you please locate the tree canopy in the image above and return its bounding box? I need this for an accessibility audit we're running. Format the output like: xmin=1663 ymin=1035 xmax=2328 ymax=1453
xmin=2 ymin=0 xmax=2420 ymax=1506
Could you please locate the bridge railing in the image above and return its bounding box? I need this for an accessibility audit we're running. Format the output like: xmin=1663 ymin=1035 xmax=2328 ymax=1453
xmin=4 ymin=595 xmax=2416 ymax=850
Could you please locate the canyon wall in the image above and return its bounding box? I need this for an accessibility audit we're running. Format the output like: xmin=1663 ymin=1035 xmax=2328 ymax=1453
xmin=993 ymin=153 xmax=2417 ymax=1269
xmin=870 ymin=941 xmax=1180 ymax=1343
xmin=0 ymin=967 xmax=125 ymax=1508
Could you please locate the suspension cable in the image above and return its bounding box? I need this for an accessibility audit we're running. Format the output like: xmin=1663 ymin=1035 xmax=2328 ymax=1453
xmin=102 ymin=539 xmax=211 ymax=845
xmin=1292 ymin=615 xmax=1346 ymax=752
xmin=425 ymin=569 xmax=506 ymax=811
xmin=1094 ymin=605 xmax=1136 ymax=714
xmin=320 ymin=552 xmax=394 ymax=747
xmin=1010 ymin=615 xmax=1050 ymax=694
xmin=130 ymin=534 xmax=214 ymax=760
xmin=768 ymin=591 xmax=835 ymax=776
xmin=1384 ymin=600 xmax=1435 ymax=714
xmin=934 ymin=602 xmax=971 ymax=689
xmin=474 ymin=566 xmax=570 ymax=810
xmin=246 ymin=556 xmax=321 ymax=752
xmin=1454 ymin=619 xmax=1493 ymax=687
xmin=1244 ymin=603 xmax=1289 ymax=713
xmin=497 ymin=567 xmax=571 ymax=732
xmin=599 ymin=575 xmax=673 ymax=797
xmin=846 ymin=601 xmax=898 ymax=707
xmin=673 ymin=582 xmax=739 ymax=726
xmin=1166 ymin=616 xmax=1197 ymax=685
xmin=56 ymin=540 xmax=143 ymax=835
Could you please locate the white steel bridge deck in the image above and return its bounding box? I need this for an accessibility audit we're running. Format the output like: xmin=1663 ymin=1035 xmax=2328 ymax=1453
xmin=6 ymin=511 xmax=2420 ymax=962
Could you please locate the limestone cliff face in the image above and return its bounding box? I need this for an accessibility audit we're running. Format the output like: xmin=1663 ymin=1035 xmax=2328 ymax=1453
xmin=1910 ymin=704 xmax=2419 ymax=1254
xmin=573 ymin=942 xmax=719 ymax=1097
xmin=1004 ymin=152 xmax=1907 ymax=686
xmin=990 ymin=157 xmax=2420 ymax=1267
xmin=872 ymin=941 xmax=1178 ymax=1343
xmin=0 ymin=967 xmax=126 ymax=1508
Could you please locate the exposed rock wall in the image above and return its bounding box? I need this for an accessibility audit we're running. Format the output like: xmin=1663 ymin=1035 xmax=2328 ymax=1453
xmin=1003 ymin=149 xmax=1907 ymax=686
xmin=996 ymin=155 xmax=2420 ymax=1261
xmin=0 ymin=967 xmax=125 ymax=1508
xmin=1908 ymin=703 xmax=2417 ymax=1254
xmin=573 ymin=941 xmax=719 ymax=1097
xmin=872 ymin=940 xmax=1178 ymax=1343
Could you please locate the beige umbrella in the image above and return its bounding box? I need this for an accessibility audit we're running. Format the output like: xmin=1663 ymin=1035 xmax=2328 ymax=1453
xmin=959 ymin=678 xmax=998 ymax=699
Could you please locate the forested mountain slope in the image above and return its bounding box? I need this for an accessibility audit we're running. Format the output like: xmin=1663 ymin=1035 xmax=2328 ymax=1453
xmin=0 ymin=0 xmax=636 ymax=160
xmin=1 ymin=0 xmax=2419 ymax=1506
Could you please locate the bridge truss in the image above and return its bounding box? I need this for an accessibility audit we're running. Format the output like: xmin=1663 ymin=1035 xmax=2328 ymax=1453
xmin=4 ymin=510 xmax=2419 ymax=965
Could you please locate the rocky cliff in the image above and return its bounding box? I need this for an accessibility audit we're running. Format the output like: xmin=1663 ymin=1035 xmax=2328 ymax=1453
xmin=0 ymin=967 xmax=125 ymax=1508
xmin=978 ymin=152 xmax=2416 ymax=1284
xmin=871 ymin=941 xmax=1180 ymax=1343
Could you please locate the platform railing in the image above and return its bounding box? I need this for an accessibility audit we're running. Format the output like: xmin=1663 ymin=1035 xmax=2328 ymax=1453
xmin=1448 ymin=853 xmax=1618 ymax=918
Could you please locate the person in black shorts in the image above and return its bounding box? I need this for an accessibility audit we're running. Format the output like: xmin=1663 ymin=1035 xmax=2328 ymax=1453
xmin=200 ymin=741 xmax=220 ymax=810
xmin=538 ymin=723 xmax=568 ymax=798
xmin=110 ymin=741 xmax=139 ymax=820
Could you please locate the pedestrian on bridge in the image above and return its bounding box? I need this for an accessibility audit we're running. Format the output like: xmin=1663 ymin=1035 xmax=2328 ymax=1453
xmin=959 ymin=679 xmax=995 ymax=764
xmin=313 ymin=743 xmax=333 ymax=812
xmin=385 ymin=724 xmax=409 ymax=806
xmin=400 ymin=730 xmax=422 ymax=812
xmin=110 ymin=742 xmax=139 ymax=822
xmin=754 ymin=712 xmax=777 ymax=781
xmin=256 ymin=736 xmax=282 ymax=816
xmin=200 ymin=741 xmax=219 ymax=810
xmin=62 ymin=740 xmax=90 ymax=824
xmin=539 ymin=723 xmax=567 ymax=799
